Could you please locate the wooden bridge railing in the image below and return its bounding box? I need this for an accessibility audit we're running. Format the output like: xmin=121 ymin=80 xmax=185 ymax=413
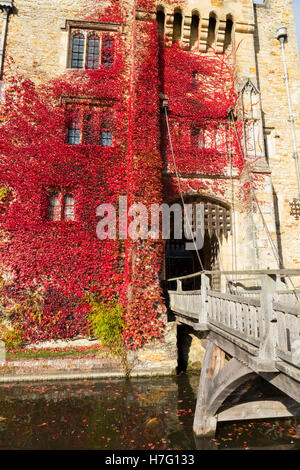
xmin=168 ymin=270 xmax=300 ymax=375
xmin=206 ymin=290 xmax=261 ymax=348
xmin=274 ymin=301 xmax=300 ymax=370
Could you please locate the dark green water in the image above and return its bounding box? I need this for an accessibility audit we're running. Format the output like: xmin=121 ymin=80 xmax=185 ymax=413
xmin=0 ymin=375 xmax=299 ymax=450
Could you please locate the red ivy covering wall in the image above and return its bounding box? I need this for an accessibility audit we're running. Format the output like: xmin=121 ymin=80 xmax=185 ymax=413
xmin=0 ymin=0 xmax=244 ymax=347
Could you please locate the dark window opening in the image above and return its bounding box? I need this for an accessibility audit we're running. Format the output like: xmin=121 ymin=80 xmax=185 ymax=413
xmin=71 ymin=34 xmax=85 ymax=69
xmin=207 ymin=15 xmax=216 ymax=50
xmin=157 ymin=10 xmax=165 ymax=39
xmin=224 ymin=18 xmax=233 ymax=52
xmin=101 ymin=36 xmax=114 ymax=69
xmin=172 ymin=12 xmax=182 ymax=44
xmin=264 ymin=137 xmax=269 ymax=164
xmin=48 ymin=192 xmax=75 ymax=221
xmin=191 ymin=128 xmax=200 ymax=146
xmin=101 ymin=130 xmax=112 ymax=147
xmin=48 ymin=194 xmax=61 ymax=221
xmin=67 ymin=115 xmax=81 ymax=145
xmin=190 ymin=14 xmax=199 ymax=50
xmin=86 ymin=35 xmax=100 ymax=69
xmin=64 ymin=194 xmax=75 ymax=221
xmin=83 ymin=111 xmax=100 ymax=144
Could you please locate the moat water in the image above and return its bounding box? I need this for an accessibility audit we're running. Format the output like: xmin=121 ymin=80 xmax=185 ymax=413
xmin=0 ymin=375 xmax=299 ymax=450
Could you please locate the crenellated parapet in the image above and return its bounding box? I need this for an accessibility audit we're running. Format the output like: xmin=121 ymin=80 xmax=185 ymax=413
xmin=136 ymin=2 xmax=255 ymax=53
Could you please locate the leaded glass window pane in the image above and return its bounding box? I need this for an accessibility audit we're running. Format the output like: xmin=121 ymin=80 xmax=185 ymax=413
xmin=68 ymin=116 xmax=81 ymax=145
xmin=86 ymin=35 xmax=100 ymax=70
xmin=101 ymin=131 xmax=112 ymax=147
xmin=48 ymin=194 xmax=61 ymax=221
xmin=71 ymin=34 xmax=84 ymax=69
xmin=64 ymin=194 xmax=75 ymax=221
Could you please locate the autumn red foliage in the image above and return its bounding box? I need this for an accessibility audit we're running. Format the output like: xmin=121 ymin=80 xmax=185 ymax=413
xmin=0 ymin=0 xmax=244 ymax=348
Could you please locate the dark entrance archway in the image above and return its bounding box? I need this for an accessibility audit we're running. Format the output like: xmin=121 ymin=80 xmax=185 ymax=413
xmin=165 ymin=196 xmax=231 ymax=291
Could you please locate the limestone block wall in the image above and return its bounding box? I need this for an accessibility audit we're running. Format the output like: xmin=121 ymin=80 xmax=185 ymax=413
xmin=2 ymin=0 xmax=120 ymax=82
xmin=254 ymin=0 xmax=300 ymax=271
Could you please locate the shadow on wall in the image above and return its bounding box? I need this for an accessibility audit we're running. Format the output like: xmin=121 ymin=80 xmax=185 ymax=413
xmin=177 ymin=325 xmax=208 ymax=372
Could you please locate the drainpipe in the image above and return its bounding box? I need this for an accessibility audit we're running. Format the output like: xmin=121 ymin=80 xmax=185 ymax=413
xmin=0 ymin=1 xmax=13 ymax=79
xmin=276 ymin=26 xmax=300 ymax=200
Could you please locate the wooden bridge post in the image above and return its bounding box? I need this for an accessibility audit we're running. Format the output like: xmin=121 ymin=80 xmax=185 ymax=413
xmin=177 ymin=279 xmax=183 ymax=293
xmin=193 ymin=340 xmax=225 ymax=436
xmin=199 ymin=273 xmax=209 ymax=328
xmin=252 ymin=274 xmax=277 ymax=371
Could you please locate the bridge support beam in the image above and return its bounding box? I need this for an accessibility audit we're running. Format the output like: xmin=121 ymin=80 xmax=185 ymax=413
xmin=193 ymin=340 xmax=225 ymax=436
xmin=193 ymin=340 xmax=255 ymax=437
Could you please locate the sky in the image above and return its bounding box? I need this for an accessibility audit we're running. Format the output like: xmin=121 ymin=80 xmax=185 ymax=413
xmin=294 ymin=0 xmax=300 ymax=53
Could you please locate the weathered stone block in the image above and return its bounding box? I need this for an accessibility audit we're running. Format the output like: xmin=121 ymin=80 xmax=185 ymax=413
xmin=0 ymin=341 xmax=5 ymax=361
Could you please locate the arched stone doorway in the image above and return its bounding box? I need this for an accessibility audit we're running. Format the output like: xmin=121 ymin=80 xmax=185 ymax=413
xmin=165 ymin=196 xmax=231 ymax=291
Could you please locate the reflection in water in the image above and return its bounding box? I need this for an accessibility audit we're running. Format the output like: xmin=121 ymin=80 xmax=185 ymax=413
xmin=0 ymin=375 xmax=298 ymax=450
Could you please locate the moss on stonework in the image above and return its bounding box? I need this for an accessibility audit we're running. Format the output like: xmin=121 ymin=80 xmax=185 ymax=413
xmin=186 ymin=360 xmax=202 ymax=371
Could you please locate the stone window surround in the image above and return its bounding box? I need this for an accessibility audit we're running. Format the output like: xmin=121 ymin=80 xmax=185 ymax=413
xmin=63 ymin=99 xmax=115 ymax=147
xmin=61 ymin=20 xmax=121 ymax=70
xmin=47 ymin=190 xmax=75 ymax=222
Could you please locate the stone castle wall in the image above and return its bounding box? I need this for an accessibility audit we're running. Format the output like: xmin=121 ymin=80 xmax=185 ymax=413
xmin=1 ymin=0 xmax=300 ymax=372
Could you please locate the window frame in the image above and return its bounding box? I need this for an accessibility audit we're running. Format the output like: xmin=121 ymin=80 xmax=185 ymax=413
xmin=86 ymin=33 xmax=101 ymax=70
xmin=70 ymin=32 xmax=85 ymax=69
xmin=67 ymin=24 xmax=117 ymax=70
xmin=100 ymin=130 xmax=113 ymax=147
xmin=47 ymin=190 xmax=76 ymax=222
xmin=67 ymin=112 xmax=81 ymax=145
xmin=65 ymin=103 xmax=115 ymax=147
xmin=190 ymin=124 xmax=228 ymax=150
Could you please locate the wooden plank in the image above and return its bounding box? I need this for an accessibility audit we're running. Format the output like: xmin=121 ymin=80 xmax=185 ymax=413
xmin=172 ymin=308 xmax=199 ymax=320
xmin=248 ymin=305 xmax=257 ymax=338
xmin=177 ymin=317 xmax=207 ymax=331
xmin=273 ymin=301 xmax=300 ymax=316
xmin=200 ymin=273 xmax=209 ymax=325
xmin=207 ymin=290 xmax=261 ymax=307
xmin=236 ymin=302 xmax=243 ymax=334
xmin=223 ymin=298 xmax=229 ymax=326
xmin=217 ymin=399 xmax=300 ymax=422
xmin=207 ymin=203 xmax=213 ymax=237
xmin=208 ymin=330 xmax=258 ymax=364
xmin=211 ymin=296 xmax=216 ymax=321
xmin=274 ymin=361 xmax=300 ymax=384
xmin=222 ymin=207 xmax=228 ymax=235
xmin=260 ymin=370 xmax=300 ymax=402
xmin=167 ymin=290 xmax=202 ymax=296
xmin=208 ymin=319 xmax=260 ymax=348
xmin=215 ymin=205 xmax=220 ymax=236
xmin=231 ymin=300 xmax=237 ymax=330
xmin=287 ymin=314 xmax=300 ymax=347
xmin=167 ymin=269 xmax=300 ymax=282
xmin=276 ymin=349 xmax=297 ymax=367
xmin=216 ymin=297 xmax=221 ymax=323
xmin=276 ymin=311 xmax=287 ymax=353
xmin=193 ymin=341 xmax=225 ymax=437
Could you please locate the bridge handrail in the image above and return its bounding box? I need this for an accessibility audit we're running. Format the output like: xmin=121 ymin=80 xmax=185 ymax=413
xmin=207 ymin=290 xmax=261 ymax=307
xmin=273 ymin=301 xmax=300 ymax=317
xmin=167 ymin=268 xmax=300 ymax=283
xmin=168 ymin=272 xmax=300 ymax=374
